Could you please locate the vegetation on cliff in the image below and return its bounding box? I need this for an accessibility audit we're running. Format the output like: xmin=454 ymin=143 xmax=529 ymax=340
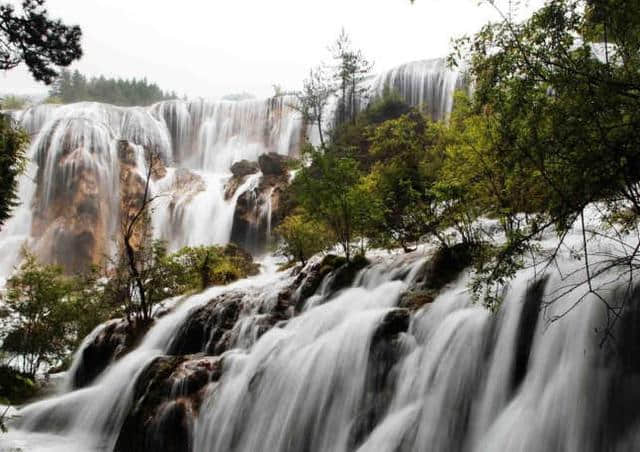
xmin=278 ymin=0 xmax=640 ymax=317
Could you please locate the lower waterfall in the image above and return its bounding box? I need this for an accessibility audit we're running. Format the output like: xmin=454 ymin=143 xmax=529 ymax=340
xmin=1 ymin=59 xmax=638 ymax=452
xmin=3 ymin=227 xmax=640 ymax=451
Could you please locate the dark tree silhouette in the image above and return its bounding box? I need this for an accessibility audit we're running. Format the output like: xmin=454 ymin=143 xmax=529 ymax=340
xmin=0 ymin=0 xmax=82 ymax=230
xmin=0 ymin=0 xmax=82 ymax=84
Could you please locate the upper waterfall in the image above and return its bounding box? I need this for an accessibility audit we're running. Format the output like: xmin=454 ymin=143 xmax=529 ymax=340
xmin=0 ymin=58 xmax=464 ymax=278
xmin=0 ymin=97 xmax=305 ymax=273
xmin=371 ymin=58 xmax=464 ymax=121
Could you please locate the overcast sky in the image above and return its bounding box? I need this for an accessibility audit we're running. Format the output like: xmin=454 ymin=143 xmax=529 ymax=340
xmin=1 ymin=0 xmax=537 ymax=99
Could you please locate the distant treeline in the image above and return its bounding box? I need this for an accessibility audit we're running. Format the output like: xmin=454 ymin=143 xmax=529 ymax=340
xmin=48 ymin=69 xmax=178 ymax=106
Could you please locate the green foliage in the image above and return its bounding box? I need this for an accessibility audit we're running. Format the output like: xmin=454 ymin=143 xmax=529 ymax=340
xmin=440 ymin=0 xmax=640 ymax=305
xmin=363 ymin=110 xmax=444 ymax=251
xmin=292 ymin=144 xmax=372 ymax=261
xmin=168 ymin=243 xmax=260 ymax=291
xmin=275 ymin=209 xmax=334 ymax=265
xmin=0 ymin=365 xmax=37 ymax=405
xmin=0 ymin=95 xmax=29 ymax=110
xmin=49 ymin=69 xmax=177 ymax=106
xmin=0 ymin=114 xmax=28 ymax=229
xmin=0 ymin=251 xmax=75 ymax=376
xmin=330 ymin=88 xmax=411 ymax=170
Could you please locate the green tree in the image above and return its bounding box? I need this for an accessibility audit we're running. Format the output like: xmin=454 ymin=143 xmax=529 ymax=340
xmin=363 ymin=110 xmax=445 ymax=251
xmin=275 ymin=209 xmax=334 ymax=265
xmin=292 ymin=145 xmax=371 ymax=261
xmin=0 ymin=251 xmax=75 ymax=377
xmin=0 ymin=114 xmax=28 ymax=229
xmin=48 ymin=68 xmax=177 ymax=106
xmin=330 ymin=29 xmax=374 ymax=125
xmin=0 ymin=0 xmax=82 ymax=229
xmin=293 ymin=65 xmax=334 ymax=148
xmin=442 ymin=0 xmax=640 ymax=307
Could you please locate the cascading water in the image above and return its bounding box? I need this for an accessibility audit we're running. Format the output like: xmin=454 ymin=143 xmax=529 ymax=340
xmin=6 ymin=60 xmax=626 ymax=452
xmin=0 ymin=60 xmax=465 ymax=275
xmin=0 ymin=97 xmax=304 ymax=272
xmin=371 ymin=58 xmax=465 ymax=121
xmin=4 ymin=223 xmax=640 ymax=451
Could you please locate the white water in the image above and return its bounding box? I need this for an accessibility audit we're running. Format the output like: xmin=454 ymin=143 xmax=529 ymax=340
xmin=2 ymin=214 xmax=639 ymax=451
xmin=0 ymin=97 xmax=303 ymax=273
xmin=0 ymin=60 xmax=463 ymax=277
xmin=6 ymin=60 xmax=619 ymax=452
xmin=372 ymin=58 xmax=464 ymax=120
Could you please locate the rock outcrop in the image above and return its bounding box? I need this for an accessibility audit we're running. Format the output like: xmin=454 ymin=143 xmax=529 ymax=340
xmin=114 ymin=355 xmax=221 ymax=452
xmin=229 ymin=153 xmax=292 ymax=253
xmin=31 ymin=140 xmax=111 ymax=273
xmin=70 ymin=318 xmax=152 ymax=389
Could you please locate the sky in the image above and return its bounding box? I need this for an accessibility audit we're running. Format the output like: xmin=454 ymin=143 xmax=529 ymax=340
xmin=0 ymin=0 xmax=535 ymax=99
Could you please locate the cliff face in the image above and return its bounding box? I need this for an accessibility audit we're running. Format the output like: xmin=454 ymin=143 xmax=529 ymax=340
xmin=30 ymin=132 xmax=113 ymax=273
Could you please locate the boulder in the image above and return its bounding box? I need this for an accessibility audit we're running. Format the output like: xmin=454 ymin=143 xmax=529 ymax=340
xmin=230 ymin=159 xmax=259 ymax=178
xmin=114 ymin=355 xmax=221 ymax=452
xmin=258 ymin=152 xmax=289 ymax=176
xmin=294 ymin=254 xmax=371 ymax=309
xmin=412 ymin=242 xmax=476 ymax=293
xmin=350 ymin=308 xmax=411 ymax=448
xmin=167 ymin=292 xmax=243 ymax=356
xmin=70 ymin=318 xmax=152 ymax=389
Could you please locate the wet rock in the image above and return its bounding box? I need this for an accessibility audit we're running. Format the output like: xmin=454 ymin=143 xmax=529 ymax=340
xmin=294 ymin=254 xmax=370 ymax=308
xmin=70 ymin=318 xmax=152 ymax=389
xmin=231 ymin=159 xmax=260 ymax=178
xmin=328 ymin=254 xmax=370 ymax=293
xmin=114 ymin=355 xmax=221 ymax=452
xmin=258 ymin=152 xmax=289 ymax=176
xmin=167 ymin=292 xmax=244 ymax=356
xmin=225 ymin=160 xmax=260 ymax=200
xmin=372 ymin=309 xmax=411 ymax=343
xmin=512 ymin=276 xmax=548 ymax=391
xmin=230 ymin=169 xmax=290 ymax=253
xmin=398 ymin=289 xmax=436 ymax=310
xmin=350 ymin=308 xmax=411 ymax=448
xmin=412 ymin=242 xmax=476 ymax=292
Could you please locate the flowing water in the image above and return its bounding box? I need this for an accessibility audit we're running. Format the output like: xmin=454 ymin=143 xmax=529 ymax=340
xmin=0 ymin=59 xmax=461 ymax=275
xmin=3 ymin=228 xmax=639 ymax=451
xmin=5 ymin=60 xmax=634 ymax=452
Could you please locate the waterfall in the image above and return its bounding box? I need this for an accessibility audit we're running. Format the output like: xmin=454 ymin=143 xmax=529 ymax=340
xmin=0 ymin=97 xmax=304 ymax=272
xmin=0 ymin=60 xmax=465 ymax=276
xmin=3 ymin=230 xmax=640 ymax=451
xmin=371 ymin=58 xmax=465 ymax=120
xmin=2 ymin=58 xmax=637 ymax=452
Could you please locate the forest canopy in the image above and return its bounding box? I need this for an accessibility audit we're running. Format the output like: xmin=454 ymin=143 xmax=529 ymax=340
xmin=48 ymin=69 xmax=178 ymax=106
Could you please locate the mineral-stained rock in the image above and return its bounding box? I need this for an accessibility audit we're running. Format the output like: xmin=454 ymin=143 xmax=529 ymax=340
xmin=31 ymin=144 xmax=109 ymax=273
xmin=114 ymin=355 xmax=222 ymax=452
xmin=230 ymin=170 xmax=290 ymax=253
